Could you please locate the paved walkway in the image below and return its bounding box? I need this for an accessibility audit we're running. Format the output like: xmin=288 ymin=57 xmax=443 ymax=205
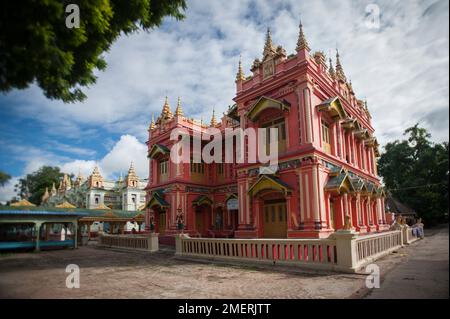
xmin=0 ymin=227 xmax=448 ymax=298
xmin=365 ymin=225 xmax=449 ymax=299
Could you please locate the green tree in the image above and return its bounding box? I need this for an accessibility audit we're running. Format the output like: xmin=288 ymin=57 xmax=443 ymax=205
xmin=0 ymin=0 xmax=186 ymax=102
xmin=15 ymin=166 xmax=70 ymax=205
xmin=0 ymin=171 xmax=11 ymax=186
xmin=378 ymin=124 xmax=449 ymax=225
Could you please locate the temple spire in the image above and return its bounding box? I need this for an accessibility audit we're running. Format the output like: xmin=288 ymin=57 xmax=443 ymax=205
xmin=128 ymin=161 xmax=135 ymax=173
xmin=41 ymin=187 xmax=49 ymax=204
xmin=175 ymin=97 xmax=184 ymax=117
xmin=66 ymin=175 xmax=72 ymax=189
xmin=296 ymin=20 xmax=310 ymax=52
xmin=210 ymin=107 xmax=218 ymax=126
xmin=75 ymin=170 xmax=83 ymax=187
xmin=364 ymin=100 xmax=372 ymax=118
xmin=328 ymin=57 xmax=336 ymax=80
xmin=263 ymin=28 xmax=276 ymax=59
xmin=335 ymin=49 xmax=347 ymax=82
xmin=347 ymin=79 xmax=354 ymax=95
xmin=235 ymin=55 xmax=245 ymax=82
xmin=161 ymin=96 xmax=173 ymax=119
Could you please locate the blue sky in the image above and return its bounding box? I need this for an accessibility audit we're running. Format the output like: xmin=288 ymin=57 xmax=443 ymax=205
xmin=0 ymin=0 xmax=449 ymax=201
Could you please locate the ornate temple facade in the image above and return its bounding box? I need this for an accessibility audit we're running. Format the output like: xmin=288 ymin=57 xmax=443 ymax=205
xmin=145 ymin=23 xmax=389 ymax=240
xmin=43 ymin=162 xmax=147 ymax=211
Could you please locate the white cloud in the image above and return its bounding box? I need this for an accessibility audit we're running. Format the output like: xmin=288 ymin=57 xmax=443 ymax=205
xmin=5 ymin=0 xmax=448 ymax=146
xmin=51 ymin=134 xmax=148 ymax=180
xmin=99 ymin=134 xmax=148 ymax=179
xmin=0 ymin=134 xmax=148 ymax=202
xmin=0 ymin=0 xmax=448 ymax=178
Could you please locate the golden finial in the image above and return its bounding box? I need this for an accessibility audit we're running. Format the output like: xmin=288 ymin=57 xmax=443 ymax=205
xmin=149 ymin=113 xmax=156 ymax=130
xmin=210 ymin=107 xmax=218 ymax=126
xmin=335 ymin=49 xmax=347 ymax=83
xmin=328 ymin=57 xmax=336 ymax=80
xmin=296 ymin=20 xmax=310 ymax=52
xmin=161 ymin=96 xmax=173 ymax=119
xmin=175 ymin=97 xmax=184 ymax=117
xmin=235 ymin=55 xmax=245 ymax=82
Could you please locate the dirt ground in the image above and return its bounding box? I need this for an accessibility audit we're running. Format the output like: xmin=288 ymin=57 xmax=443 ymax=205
xmin=0 ymin=226 xmax=447 ymax=299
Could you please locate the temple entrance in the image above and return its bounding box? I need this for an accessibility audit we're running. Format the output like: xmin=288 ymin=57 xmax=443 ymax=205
xmin=263 ymin=200 xmax=287 ymax=238
xmin=330 ymin=197 xmax=336 ymax=230
xmin=194 ymin=204 xmax=212 ymax=236
xmin=215 ymin=207 xmax=224 ymax=231
xmin=157 ymin=210 xmax=166 ymax=235
xmin=195 ymin=209 xmax=204 ymax=235
xmin=230 ymin=210 xmax=238 ymax=230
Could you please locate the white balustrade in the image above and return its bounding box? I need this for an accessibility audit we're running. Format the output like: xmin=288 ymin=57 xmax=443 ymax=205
xmin=354 ymin=230 xmax=402 ymax=268
xmin=176 ymin=236 xmax=337 ymax=270
xmin=175 ymin=230 xmax=404 ymax=273
xmin=99 ymin=233 xmax=159 ymax=252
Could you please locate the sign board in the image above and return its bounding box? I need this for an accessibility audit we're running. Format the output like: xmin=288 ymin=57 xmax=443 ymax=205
xmin=227 ymin=198 xmax=238 ymax=211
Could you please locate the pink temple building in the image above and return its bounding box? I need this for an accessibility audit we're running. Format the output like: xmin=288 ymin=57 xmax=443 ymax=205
xmin=145 ymin=23 xmax=390 ymax=242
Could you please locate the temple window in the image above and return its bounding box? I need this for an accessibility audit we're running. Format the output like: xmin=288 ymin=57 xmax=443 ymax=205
xmin=190 ymin=160 xmax=205 ymax=174
xmin=159 ymin=160 xmax=169 ymax=182
xmin=262 ymin=117 xmax=286 ymax=154
xmin=190 ymin=159 xmax=206 ymax=183
xmin=321 ymin=120 xmax=332 ymax=154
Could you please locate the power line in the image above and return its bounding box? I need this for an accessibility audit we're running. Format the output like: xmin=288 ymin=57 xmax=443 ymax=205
xmin=387 ymin=182 xmax=447 ymax=191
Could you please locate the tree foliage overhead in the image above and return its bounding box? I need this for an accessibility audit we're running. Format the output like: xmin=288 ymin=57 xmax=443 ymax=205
xmin=15 ymin=166 xmax=70 ymax=205
xmin=0 ymin=0 xmax=186 ymax=102
xmin=0 ymin=171 xmax=11 ymax=187
xmin=378 ymin=124 xmax=449 ymax=225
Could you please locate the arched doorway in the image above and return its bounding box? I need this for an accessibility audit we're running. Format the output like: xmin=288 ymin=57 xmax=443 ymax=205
xmin=225 ymin=194 xmax=239 ymax=233
xmin=193 ymin=195 xmax=213 ymax=237
xmin=146 ymin=191 xmax=170 ymax=236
